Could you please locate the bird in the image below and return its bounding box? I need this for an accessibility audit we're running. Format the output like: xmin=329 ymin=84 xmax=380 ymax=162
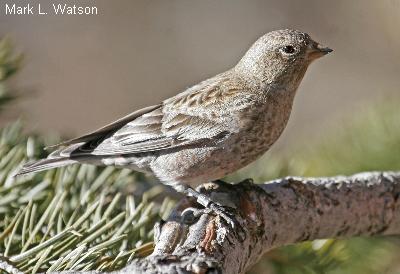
xmin=16 ymin=29 xmax=332 ymax=226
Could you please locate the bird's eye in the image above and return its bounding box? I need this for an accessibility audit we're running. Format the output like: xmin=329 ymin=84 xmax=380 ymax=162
xmin=281 ymin=45 xmax=296 ymax=54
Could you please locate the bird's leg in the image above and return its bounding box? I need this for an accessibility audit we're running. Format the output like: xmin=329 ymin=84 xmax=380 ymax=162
xmin=173 ymin=184 xmax=236 ymax=228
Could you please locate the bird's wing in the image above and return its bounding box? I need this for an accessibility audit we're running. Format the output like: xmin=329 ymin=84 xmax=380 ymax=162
xmin=46 ymin=104 xmax=161 ymax=149
xmin=52 ymin=73 xmax=244 ymax=157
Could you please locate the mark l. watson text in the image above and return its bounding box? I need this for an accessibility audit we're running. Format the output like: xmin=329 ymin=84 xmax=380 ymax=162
xmin=5 ymin=3 xmax=98 ymax=15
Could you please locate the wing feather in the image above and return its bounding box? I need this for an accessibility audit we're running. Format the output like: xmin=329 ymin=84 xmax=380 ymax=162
xmin=50 ymin=73 xmax=241 ymax=157
xmin=46 ymin=104 xmax=161 ymax=149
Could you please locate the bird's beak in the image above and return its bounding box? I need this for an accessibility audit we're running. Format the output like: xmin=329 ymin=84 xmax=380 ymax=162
xmin=308 ymin=43 xmax=333 ymax=60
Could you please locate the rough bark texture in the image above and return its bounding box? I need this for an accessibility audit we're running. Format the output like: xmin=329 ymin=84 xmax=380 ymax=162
xmin=2 ymin=171 xmax=400 ymax=274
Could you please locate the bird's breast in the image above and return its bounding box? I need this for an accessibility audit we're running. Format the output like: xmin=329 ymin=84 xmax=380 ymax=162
xmin=234 ymin=90 xmax=295 ymax=166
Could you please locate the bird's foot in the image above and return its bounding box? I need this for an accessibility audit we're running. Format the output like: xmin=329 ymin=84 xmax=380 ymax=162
xmin=181 ymin=207 xmax=206 ymax=224
xmin=181 ymin=203 xmax=237 ymax=228
xmin=177 ymin=185 xmax=239 ymax=228
xmin=208 ymin=202 xmax=237 ymax=228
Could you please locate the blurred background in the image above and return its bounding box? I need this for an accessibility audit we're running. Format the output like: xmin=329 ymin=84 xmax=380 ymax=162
xmin=1 ymin=0 xmax=399 ymax=144
xmin=1 ymin=0 xmax=400 ymax=273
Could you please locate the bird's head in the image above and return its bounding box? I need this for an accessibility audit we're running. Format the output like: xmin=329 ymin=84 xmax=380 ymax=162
xmin=235 ymin=29 xmax=332 ymax=89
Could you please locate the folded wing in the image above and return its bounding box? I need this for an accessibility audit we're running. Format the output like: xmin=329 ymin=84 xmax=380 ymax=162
xmin=51 ymin=75 xmax=240 ymax=158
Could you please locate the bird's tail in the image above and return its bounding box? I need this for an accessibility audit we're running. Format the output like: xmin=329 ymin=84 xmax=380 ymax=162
xmin=15 ymin=158 xmax=77 ymax=177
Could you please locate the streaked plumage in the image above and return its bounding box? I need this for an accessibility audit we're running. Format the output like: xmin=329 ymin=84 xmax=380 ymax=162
xmin=17 ymin=30 xmax=331 ymax=224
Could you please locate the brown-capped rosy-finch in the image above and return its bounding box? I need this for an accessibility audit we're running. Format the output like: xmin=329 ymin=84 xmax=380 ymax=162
xmin=17 ymin=29 xmax=332 ymax=226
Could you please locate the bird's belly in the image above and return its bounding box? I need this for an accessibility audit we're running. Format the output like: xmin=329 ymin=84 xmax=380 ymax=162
xmin=149 ymin=145 xmax=232 ymax=188
xmin=149 ymin=133 xmax=278 ymax=188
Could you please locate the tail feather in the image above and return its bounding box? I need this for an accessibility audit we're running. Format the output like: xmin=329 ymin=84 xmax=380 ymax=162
xmin=15 ymin=158 xmax=77 ymax=177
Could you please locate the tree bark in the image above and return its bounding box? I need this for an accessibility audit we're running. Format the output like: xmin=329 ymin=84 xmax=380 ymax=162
xmin=2 ymin=171 xmax=400 ymax=274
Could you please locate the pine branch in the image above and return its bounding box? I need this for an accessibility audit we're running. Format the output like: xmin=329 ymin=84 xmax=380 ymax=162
xmin=21 ymin=171 xmax=398 ymax=274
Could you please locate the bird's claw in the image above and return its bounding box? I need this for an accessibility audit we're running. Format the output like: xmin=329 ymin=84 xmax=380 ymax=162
xmin=208 ymin=202 xmax=237 ymax=228
xmin=181 ymin=207 xmax=205 ymax=224
xmin=181 ymin=204 xmax=238 ymax=228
